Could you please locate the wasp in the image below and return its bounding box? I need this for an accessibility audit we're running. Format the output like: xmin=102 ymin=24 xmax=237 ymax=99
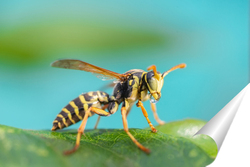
xmin=51 ymin=59 xmax=186 ymax=155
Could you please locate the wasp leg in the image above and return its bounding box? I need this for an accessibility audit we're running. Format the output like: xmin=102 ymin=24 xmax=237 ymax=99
xmin=125 ymin=104 xmax=133 ymax=117
xmin=150 ymin=102 xmax=165 ymax=125
xmin=94 ymin=104 xmax=109 ymax=129
xmin=94 ymin=116 xmax=101 ymax=129
xmin=121 ymin=102 xmax=150 ymax=154
xmin=137 ymin=101 xmax=157 ymax=133
xmin=64 ymin=107 xmax=110 ymax=155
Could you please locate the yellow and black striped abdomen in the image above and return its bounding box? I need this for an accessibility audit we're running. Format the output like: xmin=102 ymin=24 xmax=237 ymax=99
xmin=51 ymin=91 xmax=109 ymax=131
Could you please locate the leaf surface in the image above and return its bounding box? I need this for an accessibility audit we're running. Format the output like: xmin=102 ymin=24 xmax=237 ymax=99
xmin=0 ymin=119 xmax=216 ymax=167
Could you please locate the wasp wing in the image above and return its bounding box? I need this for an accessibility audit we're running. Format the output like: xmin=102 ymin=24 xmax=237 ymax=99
xmin=51 ymin=59 xmax=128 ymax=81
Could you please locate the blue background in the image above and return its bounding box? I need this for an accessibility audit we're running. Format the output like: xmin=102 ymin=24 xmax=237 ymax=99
xmin=0 ymin=1 xmax=248 ymax=130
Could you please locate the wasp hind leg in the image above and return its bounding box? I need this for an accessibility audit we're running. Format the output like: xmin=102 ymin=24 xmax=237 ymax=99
xmin=64 ymin=106 xmax=110 ymax=155
xmin=121 ymin=100 xmax=150 ymax=154
xmin=94 ymin=116 xmax=101 ymax=129
xmin=94 ymin=104 xmax=108 ymax=129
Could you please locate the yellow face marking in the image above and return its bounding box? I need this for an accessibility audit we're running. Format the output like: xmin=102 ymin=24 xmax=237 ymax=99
xmin=62 ymin=108 xmax=76 ymax=124
xmin=69 ymin=101 xmax=83 ymax=120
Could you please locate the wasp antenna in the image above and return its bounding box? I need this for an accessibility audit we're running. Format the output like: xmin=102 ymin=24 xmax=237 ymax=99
xmin=162 ymin=63 xmax=186 ymax=78
xmin=147 ymin=65 xmax=161 ymax=80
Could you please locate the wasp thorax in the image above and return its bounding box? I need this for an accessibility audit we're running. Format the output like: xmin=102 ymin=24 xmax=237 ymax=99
xmin=146 ymin=71 xmax=164 ymax=101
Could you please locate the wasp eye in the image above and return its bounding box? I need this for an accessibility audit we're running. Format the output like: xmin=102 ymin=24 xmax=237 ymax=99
xmin=148 ymin=78 xmax=158 ymax=91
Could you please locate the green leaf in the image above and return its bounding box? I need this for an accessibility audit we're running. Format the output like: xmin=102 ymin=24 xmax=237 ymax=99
xmin=151 ymin=119 xmax=218 ymax=159
xmin=0 ymin=119 xmax=216 ymax=167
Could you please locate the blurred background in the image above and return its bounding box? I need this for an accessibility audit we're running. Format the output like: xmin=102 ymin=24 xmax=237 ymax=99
xmin=0 ymin=1 xmax=248 ymax=130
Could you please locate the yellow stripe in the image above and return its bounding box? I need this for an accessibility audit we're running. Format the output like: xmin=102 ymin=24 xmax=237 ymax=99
xmin=62 ymin=118 xmax=68 ymax=127
xmin=79 ymin=95 xmax=87 ymax=103
xmin=97 ymin=91 xmax=108 ymax=102
xmin=79 ymin=94 xmax=97 ymax=103
xmin=53 ymin=120 xmax=58 ymax=123
xmin=58 ymin=122 xmax=62 ymax=129
xmin=88 ymin=92 xmax=93 ymax=96
xmin=69 ymin=101 xmax=83 ymax=120
xmin=75 ymin=109 xmax=82 ymax=120
xmin=97 ymin=91 xmax=101 ymax=96
xmin=62 ymin=108 xmax=76 ymax=124
xmin=83 ymin=103 xmax=88 ymax=111
xmin=97 ymin=91 xmax=105 ymax=102
xmin=57 ymin=114 xmax=64 ymax=118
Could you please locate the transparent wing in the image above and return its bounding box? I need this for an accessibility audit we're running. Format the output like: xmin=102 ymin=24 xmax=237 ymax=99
xmin=51 ymin=59 xmax=128 ymax=81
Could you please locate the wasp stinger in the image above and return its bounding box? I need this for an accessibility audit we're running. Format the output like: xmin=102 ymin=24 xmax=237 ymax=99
xmin=51 ymin=59 xmax=186 ymax=155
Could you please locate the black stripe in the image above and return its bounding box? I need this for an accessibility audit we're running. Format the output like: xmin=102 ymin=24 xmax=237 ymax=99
xmin=61 ymin=122 xmax=66 ymax=129
xmin=87 ymin=103 xmax=93 ymax=108
xmin=60 ymin=110 xmax=68 ymax=118
xmin=55 ymin=116 xmax=62 ymax=122
xmin=79 ymin=110 xmax=85 ymax=118
xmin=65 ymin=104 xmax=74 ymax=114
xmin=73 ymin=97 xmax=82 ymax=107
xmin=72 ymin=113 xmax=80 ymax=123
xmin=66 ymin=119 xmax=72 ymax=126
xmin=83 ymin=93 xmax=93 ymax=101
xmin=101 ymin=91 xmax=108 ymax=96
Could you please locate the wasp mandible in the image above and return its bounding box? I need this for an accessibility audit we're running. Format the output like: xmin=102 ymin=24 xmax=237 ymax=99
xmin=51 ymin=59 xmax=186 ymax=155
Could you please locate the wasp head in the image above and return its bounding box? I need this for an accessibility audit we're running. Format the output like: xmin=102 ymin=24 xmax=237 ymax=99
xmin=146 ymin=63 xmax=186 ymax=102
xmin=145 ymin=70 xmax=163 ymax=101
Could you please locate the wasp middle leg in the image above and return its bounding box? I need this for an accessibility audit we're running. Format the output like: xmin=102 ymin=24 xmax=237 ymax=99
xmin=121 ymin=100 xmax=150 ymax=154
xmin=94 ymin=104 xmax=108 ymax=129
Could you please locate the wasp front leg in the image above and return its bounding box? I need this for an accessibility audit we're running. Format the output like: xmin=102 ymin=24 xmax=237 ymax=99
xmin=136 ymin=100 xmax=157 ymax=133
xmin=150 ymin=102 xmax=165 ymax=125
xmin=141 ymin=92 xmax=165 ymax=126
